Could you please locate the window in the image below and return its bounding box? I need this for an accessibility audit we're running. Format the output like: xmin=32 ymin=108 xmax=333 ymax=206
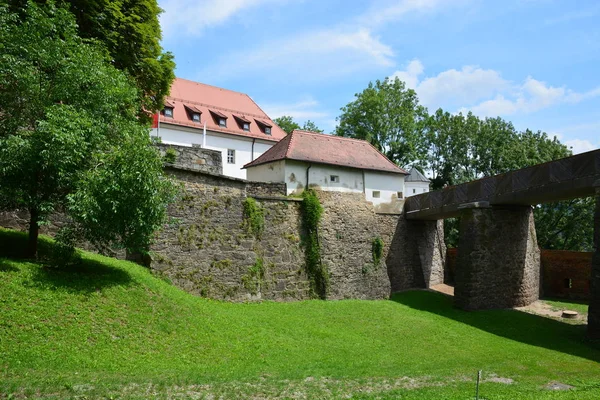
xmin=397 ymin=191 xmax=403 ymax=199
xmin=164 ymin=107 xmax=173 ymax=118
xmin=330 ymin=175 xmax=339 ymax=183
xmin=227 ymin=149 xmax=235 ymax=164
xmin=219 ymin=118 xmax=227 ymax=127
xmin=372 ymin=190 xmax=380 ymax=198
xmin=243 ymin=122 xmax=250 ymax=131
xmin=412 ymin=188 xmax=416 ymax=194
xmin=423 ymin=188 xmax=428 ymax=193
xmin=564 ymin=278 xmax=572 ymax=289
xmin=192 ymin=113 xmax=200 ymax=122
xmin=264 ymin=126 xmax=271 ymax=135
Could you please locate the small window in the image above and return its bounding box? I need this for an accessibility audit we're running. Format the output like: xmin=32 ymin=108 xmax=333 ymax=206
xmin=219 ymin=118 xmax=227 ymax=127
xmin=330 ymin=175 xmax=339 ymax=183
xmin=192 ymin=113 xmax=200 ymax=122
xmin=397 ymin=191 xmax=403 ymax=199
xmin=564 ymin=278 xmax=572 ymax=289
xmin=227 ymin=149 xmax=235 ymax=164
xmin=164 ymin=107 xmax=173 ymax=118
xmin=372 ymin=191 xmax=380 ymax=198
xmin=412 ymin=188 xmax=416 ymax=194
xmin=243 ymin=122 xmax=250 ymax=131
xmin=264 ymin=126 xmax=271 ymax=135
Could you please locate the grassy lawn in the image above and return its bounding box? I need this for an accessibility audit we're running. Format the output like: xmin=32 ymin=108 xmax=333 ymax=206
xmin=1 ymin=228 xmax=600 ymax=399
xmin=543 ymin=298 xmax=590 ymax=315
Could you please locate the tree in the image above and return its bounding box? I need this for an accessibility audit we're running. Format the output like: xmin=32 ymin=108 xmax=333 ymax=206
xmin=336 ymin=78 xmax=429 ymax=168
xmin=273 ymin=116 xmax=300 ymax=135
xmin=8 ymin=0 xmax=176 ymax=122
xmin=302 ymin=120 xmax=324 ymax=133
xmin=0 ymin=2 xmax=176 ymax=258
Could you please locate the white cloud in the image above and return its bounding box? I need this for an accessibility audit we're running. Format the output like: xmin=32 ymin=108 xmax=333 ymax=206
xmin=391 ymin=60 xmax=508 ymax=109
xmin=199 ymin=28 xmax=394 ymax=81
xmin=159 ymin=0 xmax=283 ymax=38
xmin=360 ymin=0 xmax=461 ymax=27
xmin=390 ymin=60 xmax=600 ymax=117
xmin=564 ymin=139 xmax=597 ymax=155
xmin=261 ymin=97 xmax=329 ymax=120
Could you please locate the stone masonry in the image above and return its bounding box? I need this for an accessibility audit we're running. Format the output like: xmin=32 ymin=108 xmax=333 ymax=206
xmin=386 ymin=218 xmax=445 ymax=292
xmin=454 ymin=206 xmax=540 ymax=310
xmin=156 ymin=143 xmax=222 ymax=175
xmin=589 ymin=187 xmax=600 ymax=338
xmin=149 ymin=169 xmax=399 ymax=301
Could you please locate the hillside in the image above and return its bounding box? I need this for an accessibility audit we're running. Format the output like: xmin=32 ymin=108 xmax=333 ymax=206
xmin=1 ymin=228 xmax=600 ymax=399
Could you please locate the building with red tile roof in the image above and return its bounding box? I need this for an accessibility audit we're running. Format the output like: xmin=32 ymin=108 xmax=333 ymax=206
xmin=152 ymin=78 xmax=286 ymax=179
xmin=244 ymin=130 xmax=408 ymax=207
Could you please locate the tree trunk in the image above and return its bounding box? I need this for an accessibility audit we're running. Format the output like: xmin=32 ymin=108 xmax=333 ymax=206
xmin=27 ymin=208 xmax=40 ymax=259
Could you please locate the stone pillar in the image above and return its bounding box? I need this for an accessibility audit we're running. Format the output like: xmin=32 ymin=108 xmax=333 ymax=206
xmin=455 ymin=205 xmax=540 ymax=310
xmin=387 ymin=217 xmax=446 ymax=293
xmin=589 ymin=188 xmax=600 ymax=338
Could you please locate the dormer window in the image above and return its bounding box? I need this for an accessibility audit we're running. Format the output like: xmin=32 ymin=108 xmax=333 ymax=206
xmin=164 ymin=107 xmax=173 ymax=118
xmin=255 ymin=119 xmax=273 ymax=135
xmin=234 ymin=115 xmax=251 ymax=132
xmin=183 ymin=104 xmax=202 ymax=123
xmin=209 ymin=110 xmax=228 ymax=128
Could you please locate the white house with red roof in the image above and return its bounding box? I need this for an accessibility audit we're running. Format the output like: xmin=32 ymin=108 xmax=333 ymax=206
xmin=152 ymin=78 xmax=286 ymax=179
xmin=244 ymin=130 xmax=408 ymax=207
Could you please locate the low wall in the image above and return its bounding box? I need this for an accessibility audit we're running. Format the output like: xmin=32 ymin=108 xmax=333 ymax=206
xmin=156 ymin=143 xmax=222 ymax=175
xmin=446 ymin=248 xmax=593 ymax=300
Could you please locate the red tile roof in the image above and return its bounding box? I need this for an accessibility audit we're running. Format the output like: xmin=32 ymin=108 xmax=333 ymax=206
xmin=243 ymin=130 xmax=407 ymax=174
xmin=159 ymin=78 xmax=286 ymax=142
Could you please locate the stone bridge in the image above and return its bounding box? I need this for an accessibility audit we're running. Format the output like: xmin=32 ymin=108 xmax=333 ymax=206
xmin=396 ymin=149 xmax=600 ymax=338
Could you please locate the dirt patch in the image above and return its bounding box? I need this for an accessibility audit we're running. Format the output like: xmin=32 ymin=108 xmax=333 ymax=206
xmin=516 ymin=301 xmax=587 ymax=324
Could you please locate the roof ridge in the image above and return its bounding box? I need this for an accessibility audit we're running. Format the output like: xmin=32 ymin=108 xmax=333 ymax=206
xmin=174 ymin=77 xmax=250 ymax=98
xmin=243 ymin=132 xmax=293 ymax=168
xmin=291 ymin=129 xmax=380 ymax=145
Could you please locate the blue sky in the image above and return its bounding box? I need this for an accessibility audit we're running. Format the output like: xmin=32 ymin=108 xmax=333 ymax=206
xmin=158 ymin=0 xmax=600 ymax=153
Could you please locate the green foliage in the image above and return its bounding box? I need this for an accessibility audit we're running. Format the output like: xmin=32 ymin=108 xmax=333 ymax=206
xmin=336 ymin=78 xmax=429 ymax=168
xmin=274 ymin=115 xmax=324 ymax=134
xmin=300 ymin=189 xmax=328 ymax=299
xmin=242 ymin=197 xmax=264 ymax=239
xmin=163 ymin=148 xmax=177 ymax=164
xmin=8 ymin=0 xmax=176 ymax=121
xmin=273 ymin=115 xmax=300 ymax=135
xmin=0 ymin=2 xmax=177 ymax=256
xmin=1 ymin=231 xmax=599 ymax=398
xmin=534 ymin=197 xmax=595 ymax=251
xmin=242 ymin=257 xmax=266 ymax=295
xmin=371 ymin=237 xmax=384 ymax=266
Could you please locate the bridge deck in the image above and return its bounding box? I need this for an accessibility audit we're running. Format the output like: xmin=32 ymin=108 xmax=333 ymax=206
xmin=405 ymin=149 xmax=600 ymax=220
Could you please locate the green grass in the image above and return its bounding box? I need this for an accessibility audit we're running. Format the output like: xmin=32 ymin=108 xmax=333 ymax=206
xmin=543 ymin=298 xmax=590 ymax=315
xmin=1 ymin=228 xmax=600 ymax=399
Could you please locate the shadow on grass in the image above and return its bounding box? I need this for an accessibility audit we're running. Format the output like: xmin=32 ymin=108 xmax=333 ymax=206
xmin=26 ymin=258 xmax=133 ymax=294
xmin=1 ymin=228 xmax=132 ymax=293
xmin=0 ymin=259 xmax=19 ymax=272
xmin=391 ymin=290 xmax=600 ymax=362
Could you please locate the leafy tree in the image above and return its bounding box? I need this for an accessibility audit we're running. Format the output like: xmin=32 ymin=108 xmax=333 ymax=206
xmin=8 ymin=0 xmax=176 ymax=121
xmin=273 ymin=116 xmax=300 ymax=135
xmin=0 ymin=2 xmax=176 ymax=258
xmin=336 ymin=78 xmax=429 ymax=168
xmin=302 ymin=120 xmax=324 ymax=133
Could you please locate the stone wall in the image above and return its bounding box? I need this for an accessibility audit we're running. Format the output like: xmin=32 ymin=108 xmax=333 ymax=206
xmin=150 ymin=169 xmax=399 ymax=301
xmin=454 ymin=206 xmax=540 ymax=310
xmin=386 ymin=218 xmax=446 ymax=293
xmin=156 ymin=143 xmax=222 ymax=175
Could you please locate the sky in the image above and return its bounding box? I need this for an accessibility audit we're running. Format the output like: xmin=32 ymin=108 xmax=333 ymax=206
xmin=157 ymin=0 xmax=600 ymax=154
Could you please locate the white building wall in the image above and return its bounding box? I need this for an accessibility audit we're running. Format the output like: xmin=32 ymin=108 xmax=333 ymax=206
xmin=280 ymin=161 xmax=364 ymax=196
xmin=364 ymin=171 xmax=405 ymax=206
xmin=405 ymin=181 xmax=430 ymax=197
xmin=246 ymin=160 xmax=286 ymax=183
xmin=152 ymin=125 xmax=275 ymax=179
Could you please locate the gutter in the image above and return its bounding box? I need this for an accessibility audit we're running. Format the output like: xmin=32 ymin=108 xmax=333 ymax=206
xmin=251 ymin=138 xmax=256 ymax=161
xmin=306 ymin=164 xmax=312 ymax=190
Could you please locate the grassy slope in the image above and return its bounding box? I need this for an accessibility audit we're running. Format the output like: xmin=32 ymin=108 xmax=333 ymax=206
xmin=1 ymin=229 xmax=600 ymax=399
